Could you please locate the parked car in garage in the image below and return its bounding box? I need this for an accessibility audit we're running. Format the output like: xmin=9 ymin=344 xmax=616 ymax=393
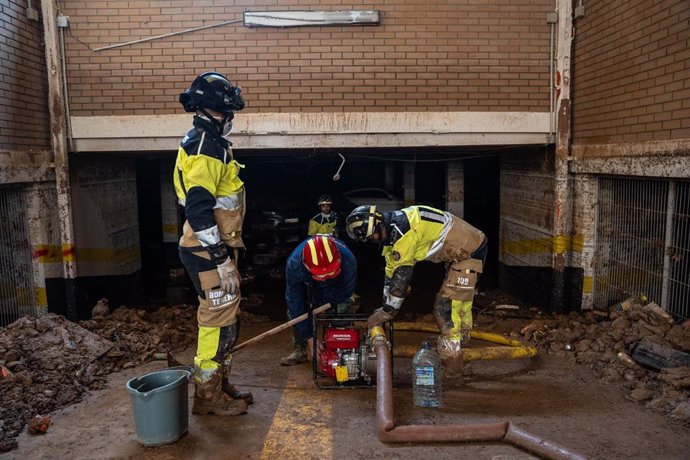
xmin=341 ymin=188 xmax=404 ymax=212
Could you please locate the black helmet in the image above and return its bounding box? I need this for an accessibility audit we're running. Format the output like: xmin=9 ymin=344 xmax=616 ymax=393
xmin=346 ymin=205 xmax=383 ymax=242
xmin=317 ymin=194 xmax=333 ymax=205
xmin=179 ymin=72 xmax=245 ymax=114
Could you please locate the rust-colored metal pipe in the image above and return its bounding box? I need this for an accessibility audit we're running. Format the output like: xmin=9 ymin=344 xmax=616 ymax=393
xmin=371 ymin=327 xmax=586 ymax=460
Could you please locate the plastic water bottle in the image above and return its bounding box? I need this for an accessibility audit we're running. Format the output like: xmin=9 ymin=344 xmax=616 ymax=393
xmin=412 ymin=340 xmax=442 ymax=408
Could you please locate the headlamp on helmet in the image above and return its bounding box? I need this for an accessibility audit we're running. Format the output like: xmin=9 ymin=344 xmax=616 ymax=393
xmin=317 ymin=194 xmax=333 ymax=206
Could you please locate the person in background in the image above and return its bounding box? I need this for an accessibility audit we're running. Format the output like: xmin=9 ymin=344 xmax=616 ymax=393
xmin=307 ymin=194 xmax=339 ymax=237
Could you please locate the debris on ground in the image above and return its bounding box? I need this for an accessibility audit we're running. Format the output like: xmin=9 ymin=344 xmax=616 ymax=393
xmin=27 ymin=415 xmax=51 ymax=435
xmin=504 ymin=302 xmax=690 ymax=424
xmin=406 ymin=288 xmax=690 ymax=425
xmin=91 ymin=298 xmax=110 ymax=319
xmin=0 ymin=304 xmax=197 ymax=451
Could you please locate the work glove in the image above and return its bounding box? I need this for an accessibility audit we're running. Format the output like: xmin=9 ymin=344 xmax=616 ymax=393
xmin=367 ymin=305 xmax=398 ymax=328
xmin=216 ymin=258 xmax=240 ymax=294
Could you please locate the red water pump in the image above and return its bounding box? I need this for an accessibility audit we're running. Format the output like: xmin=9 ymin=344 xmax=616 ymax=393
xmin=317 ymin=326 xmax=377 ymax=386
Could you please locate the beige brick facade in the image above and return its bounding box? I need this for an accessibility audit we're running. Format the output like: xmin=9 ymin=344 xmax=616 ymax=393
xmin=0 ymin=0 xmax=51 ymax=151
xmin=61 ymin=0 xmax=553 ymax=116
xmin=572 ymin=0 xmax=690 ymax=145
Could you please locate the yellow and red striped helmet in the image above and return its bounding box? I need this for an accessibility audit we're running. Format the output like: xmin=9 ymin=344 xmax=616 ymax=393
xmin=302 ymin=235 xmax=342 ymax=280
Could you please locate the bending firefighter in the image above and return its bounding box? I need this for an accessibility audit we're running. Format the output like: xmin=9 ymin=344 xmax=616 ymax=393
xmin=282 ymin=235 xmax=357 ymax=365
xmin=346 ymin=205 xmax=487 ymax=345
xmin=174 ymin=72 xmax=252 ymax=415
xmin=307 ymin=194 xmax=339 ymax=237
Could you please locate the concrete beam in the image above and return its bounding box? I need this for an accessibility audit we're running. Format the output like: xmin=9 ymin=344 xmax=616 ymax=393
xmin=70 ymin=112 xmax=551 ymax=152
xmin=570 ymin=139 xmax=690 ymax=178
xmin=0 ymin=150 xmax=54 ymax=184
xmin=571 ymin=140 xmax=690 ymax=178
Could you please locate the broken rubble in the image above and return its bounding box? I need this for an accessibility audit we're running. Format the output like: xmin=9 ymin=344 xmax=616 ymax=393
xmin=0 ymin=305 xmax=197 ymax=452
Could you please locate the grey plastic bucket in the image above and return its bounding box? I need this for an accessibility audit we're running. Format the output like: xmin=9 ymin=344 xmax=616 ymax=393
xmin=126 ymin=366 xmax=193 ymax=446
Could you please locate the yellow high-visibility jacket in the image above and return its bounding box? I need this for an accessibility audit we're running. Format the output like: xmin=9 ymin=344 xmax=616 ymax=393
xmin=173 ymin=118 xmax=244 ymax=248
xmin=382 ymin=206 xmax=451 ymax=279
xmin=307 ymin=213 xmax=337 ymax=236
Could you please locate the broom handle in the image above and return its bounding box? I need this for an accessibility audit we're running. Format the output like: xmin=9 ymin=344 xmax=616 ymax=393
xmin=231 ymin=303 xmax=331 ymax=353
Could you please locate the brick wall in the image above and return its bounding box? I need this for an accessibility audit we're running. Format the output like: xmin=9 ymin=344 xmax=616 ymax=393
xmin=0 ymin=0 xmax=51 ymax=151
xmin=572 ymin=0 xmax=690 ymax=144
xmin=61 ymin=0 xmax=552 ymax=115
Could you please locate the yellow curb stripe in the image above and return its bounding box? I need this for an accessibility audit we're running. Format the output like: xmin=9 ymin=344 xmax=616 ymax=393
xmin=33 ymin=244 xmax=140 ymax=264
xmin=501 ymin=234 xmax=585 ymax=255
xmin=583 ymin=276 xmax=593 ymax=293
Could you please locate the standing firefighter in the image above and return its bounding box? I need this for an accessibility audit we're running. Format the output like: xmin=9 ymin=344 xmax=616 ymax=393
xmin=307 ymin=194 xmax=339 ymax=237
xmin=174 ymin=72 xmax=252 ymax=415
xmin=345 ymin=205 xmax=487 ymax=345
xmin=281 ymin=235 xmax=357 ymax=365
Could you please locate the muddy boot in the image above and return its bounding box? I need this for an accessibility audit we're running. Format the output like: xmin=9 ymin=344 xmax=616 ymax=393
xmin=221 ymin=364 xmax=253 ymax=404
xmin=280 ymin=329 xmax=308 ymax=366
xmin=438 ymin=333 xmax=464 ymax=388
xmin=193 ymin=371 xmax=247 ymax=416
xmin=280 ymin=347 xmax=308 ymax=366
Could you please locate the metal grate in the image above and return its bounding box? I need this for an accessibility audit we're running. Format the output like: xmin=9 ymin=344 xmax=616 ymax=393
xmin=667 ymin=182 xmax=690 ymax=319
xmin=0 ymin=186 xmax=37 ymax=326
xmin=593 ymin=178 xmax=690 ymax=319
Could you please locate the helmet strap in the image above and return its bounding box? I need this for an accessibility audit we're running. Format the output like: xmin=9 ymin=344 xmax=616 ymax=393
xmin=192 ymin=114 xmax=230 ymax=150
xmin=198 ymin=108 xmax=225 ymax=135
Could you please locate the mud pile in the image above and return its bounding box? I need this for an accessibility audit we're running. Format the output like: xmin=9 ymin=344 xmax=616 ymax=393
xmin=516 ymin=305 xmax=690 ymax=423
xmin=0 ymin=305 xmax=196 ymax=451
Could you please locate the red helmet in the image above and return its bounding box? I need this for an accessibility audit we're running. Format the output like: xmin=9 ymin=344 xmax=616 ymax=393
xmin=302 ymin=235 xmax=341 ymax=280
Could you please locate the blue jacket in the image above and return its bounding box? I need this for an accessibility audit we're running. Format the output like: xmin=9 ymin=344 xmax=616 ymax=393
xmin=285 ymin=238 xmax=357 ymax=339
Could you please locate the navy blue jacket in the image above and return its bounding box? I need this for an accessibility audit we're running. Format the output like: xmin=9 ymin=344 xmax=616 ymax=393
xmin=285 ymin=238 xmax=357 ymax=339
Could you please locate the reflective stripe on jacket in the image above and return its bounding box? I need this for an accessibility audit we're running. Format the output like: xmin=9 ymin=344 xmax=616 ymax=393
xmin=382 ymin=205 xmax=452 ymax=278
xmin=173 ymin=125 xmax=244 ymax=233
xmin=307 ymin=213 xmax=337 ymax=236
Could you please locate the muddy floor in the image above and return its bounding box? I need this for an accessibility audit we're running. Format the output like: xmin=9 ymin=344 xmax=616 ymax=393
xmin=7 ymin=321 xmax=690 ymax=460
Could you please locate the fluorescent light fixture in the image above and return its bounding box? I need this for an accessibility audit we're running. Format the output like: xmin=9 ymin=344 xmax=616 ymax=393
xmin=244 ymin=10 xmax=381 ymax=28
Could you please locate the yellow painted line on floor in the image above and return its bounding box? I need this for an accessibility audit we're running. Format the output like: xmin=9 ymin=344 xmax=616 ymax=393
xmin=260 ymin=370 xmax=333 ymax=459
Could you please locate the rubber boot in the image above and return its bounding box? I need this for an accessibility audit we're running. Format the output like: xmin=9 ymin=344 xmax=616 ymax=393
xmin=280 ymin=346 xmax=308 ymax=366
xmin=193 ymin=370 xmax=247 ymax=416
xmin=222 ymin=362 xmax=253 ymax=404
xmin=280 ymin=328 xmax=308 ymax=366
xmin=433 ymin=295 xmax=454 ymax=334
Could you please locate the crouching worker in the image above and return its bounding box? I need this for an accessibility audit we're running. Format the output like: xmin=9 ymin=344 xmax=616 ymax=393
xmin=281 ymin=235 xmax=357 ymax=365
xmin=345 ymin=205 xmax=487 ymax=347
xmin=175 ymin=72 xmax=252 ymax=415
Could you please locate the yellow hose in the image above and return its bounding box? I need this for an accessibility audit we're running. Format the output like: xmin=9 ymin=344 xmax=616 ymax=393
xmin=391 ymin=322 xmax=537 ymax=361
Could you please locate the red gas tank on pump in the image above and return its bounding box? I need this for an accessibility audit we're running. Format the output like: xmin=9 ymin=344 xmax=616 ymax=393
xmin=319 ymin=328 xmax=360 ymax=381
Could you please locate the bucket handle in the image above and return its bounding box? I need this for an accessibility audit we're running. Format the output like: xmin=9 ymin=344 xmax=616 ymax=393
xmin=167 ymin=365 xmax=194 ymax=383
xmin=129 ymin=367 xmax=193 ymax=399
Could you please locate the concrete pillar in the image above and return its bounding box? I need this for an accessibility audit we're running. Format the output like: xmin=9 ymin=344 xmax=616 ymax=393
xmin=41 ymin=0 xmax=78 ymax=319
xmin=551 ymin=0 xmax=574 ymax=313
xmin=160 ymin=166 xmax=179 ymax=244
xmin=384 ymin=162 xmax=395 ymax=193
xmin=446 ymin=160 xmax=464 ymax=217
xmin=403 ymin=162 xmax=415 ymax=207
xmin=25 ymin=183 xmax=61 ymax=314
xmin=571 ymin=174 xmax=598 ymax=309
